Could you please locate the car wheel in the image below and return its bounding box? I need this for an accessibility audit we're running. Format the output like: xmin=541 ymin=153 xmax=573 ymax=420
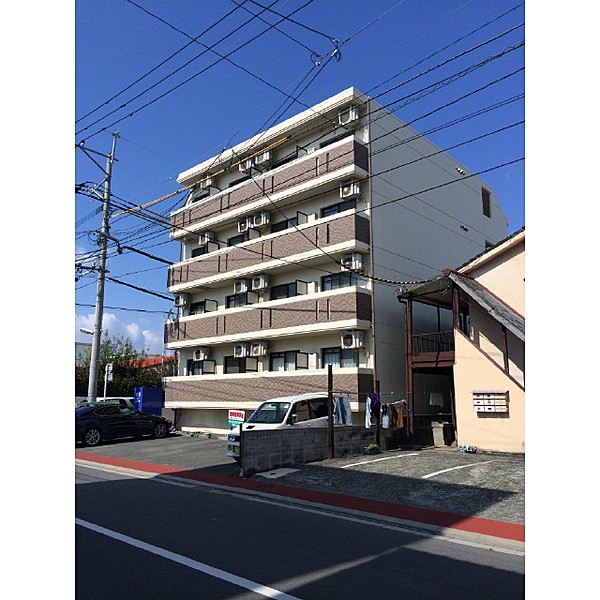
xmin=153 ymin=422 xmax=168 ymax=439
xmin=83 ymin=428 xmax=102 ymax=447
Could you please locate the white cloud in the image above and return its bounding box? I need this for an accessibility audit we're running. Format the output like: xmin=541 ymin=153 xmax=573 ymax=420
xmin=75 ymin=311 xmax=164 ymax=354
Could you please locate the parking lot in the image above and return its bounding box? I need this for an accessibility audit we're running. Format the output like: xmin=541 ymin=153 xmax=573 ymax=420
xmin=76 ymin=433 xmax=524 ymax=524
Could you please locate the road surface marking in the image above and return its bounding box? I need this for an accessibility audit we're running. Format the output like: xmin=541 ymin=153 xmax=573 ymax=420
xmin=421 ymin=460 xmax=496 ymax=479
xmin=76 ymin=518 xmax=303 ymax=600
xmin=342 ymin=453 xmax=419 ymax=468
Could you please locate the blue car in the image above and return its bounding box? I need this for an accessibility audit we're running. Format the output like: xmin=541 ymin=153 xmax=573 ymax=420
xmin=76 ymin=403 xmax=171 ymax=447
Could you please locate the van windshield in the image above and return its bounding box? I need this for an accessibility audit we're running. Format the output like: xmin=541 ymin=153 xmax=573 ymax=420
xmin=247 ymin=402 xmax=291 ymax=424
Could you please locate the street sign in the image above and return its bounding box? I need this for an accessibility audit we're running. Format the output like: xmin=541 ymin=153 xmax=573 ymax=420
xmin=228 ymin=409 xmax=245 ymax=427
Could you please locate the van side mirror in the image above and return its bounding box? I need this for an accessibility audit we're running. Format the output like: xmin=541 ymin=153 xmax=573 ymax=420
xmin=287 ymin=414 xmax=297 ymax=425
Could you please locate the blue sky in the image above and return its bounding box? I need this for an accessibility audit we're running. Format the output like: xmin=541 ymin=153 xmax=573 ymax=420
xmin=74 ymin=0 xmax=526 ymax=355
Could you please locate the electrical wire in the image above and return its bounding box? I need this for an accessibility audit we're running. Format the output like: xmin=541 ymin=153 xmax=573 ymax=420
xmin=75 ymin=0 xmax=251 ymax=125
xmin=76 ymin=0 xmax=319 ymax=140
xmin=77 ymin=7 xmax=524 ymax=288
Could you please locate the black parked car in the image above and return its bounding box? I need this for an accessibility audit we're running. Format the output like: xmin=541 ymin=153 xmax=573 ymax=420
xmin=76 ymin=404 xmax=172 ymax=447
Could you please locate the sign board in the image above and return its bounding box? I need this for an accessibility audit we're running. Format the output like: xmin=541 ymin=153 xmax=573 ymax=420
xmin=228 ymin=410 xmax=245 ymax=427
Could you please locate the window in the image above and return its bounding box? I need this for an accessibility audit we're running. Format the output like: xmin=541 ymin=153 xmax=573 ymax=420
xmin=186 ymin=359 xmax=215 ymax=375
xmin=482 ymin=188 xmax=491 ymax=218
xmin=189 ymin=301 xmax=206 ymax=315
xmin=191 ymin=245 xmax=210 ymax=258
xmin=270 ymin=216 xmax=298 ymax=233
xmin=291 ymin=400 xmax=311 ymax=422
xmin=321 ymin=272 xmax=358 ymax=291
xmin=322 ymin=347 xmax=359 ymax=369
xmin=228 ymin=232 xmax=249 ymax=246
xmin=224 ymin=356 xmax=258 ymax=374
xmin=270 ymin=282 xmax=297 ymax=301
xmin=226 ymin=293 xmax=248 ymax=308
xmin=290 ymin=398 xmax=328 ymax=422
xmin=321 ymin=198 xmax=356 ymax=218
xmin=269 ymin=351 xmax=308 ymax=372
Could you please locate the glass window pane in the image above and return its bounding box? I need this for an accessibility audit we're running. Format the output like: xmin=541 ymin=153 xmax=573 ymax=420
xmin=340 ymin=349 xmax=358 ymax=368
xmin=323 ymin=348 xmax=341 ymax=368
xmin=270 ymin=353 xmax=285 ymax=371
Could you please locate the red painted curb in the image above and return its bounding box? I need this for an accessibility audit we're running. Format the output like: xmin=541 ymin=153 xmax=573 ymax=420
xmin=76 ymin=452 xmax=525 ymax=542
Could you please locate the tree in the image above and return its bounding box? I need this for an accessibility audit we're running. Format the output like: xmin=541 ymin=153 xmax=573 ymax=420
xmin=75 ymin=331 xmax=170 ymax=397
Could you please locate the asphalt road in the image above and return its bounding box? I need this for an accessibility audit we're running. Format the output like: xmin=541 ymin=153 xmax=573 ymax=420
xmin=76 ymin=462 xmax=524 ymax=600
xmin=76 ymin=433 xmax=525 ymax=524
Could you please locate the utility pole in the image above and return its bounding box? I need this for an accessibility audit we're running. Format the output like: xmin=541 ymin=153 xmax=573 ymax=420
xmin=86 ymin=132 xmax=119 ymax=402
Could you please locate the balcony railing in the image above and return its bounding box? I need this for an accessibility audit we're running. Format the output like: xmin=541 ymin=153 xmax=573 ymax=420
xmin=168 ymin=213 xmax=370 ymax=290
xmin=410 ymin=331 xmax=454 ymax=354
xmin=170 ymin=138 xmax=369 ymax=237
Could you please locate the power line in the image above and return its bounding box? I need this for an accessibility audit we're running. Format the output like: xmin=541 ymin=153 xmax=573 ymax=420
xmin=76 ymin=302 xmax=172 ymax=315
xmin=75 ymin=0 xmax=251 ymax=125
xmin=77 ymin=0 xmax=321 ymax=140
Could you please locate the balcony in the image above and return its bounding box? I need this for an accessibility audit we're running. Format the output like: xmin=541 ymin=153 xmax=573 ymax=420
xmin=169 ymin=137 xmax=369 ymax=238
xmin=164 ymin=370 xmax=375 ymax=408
xmin=164 ymin=289 xmax=372 ymax=346
xmin=168 ymin=212 xmax=370 ymax=290
xmin=409 ymin=331 xmax=455 ymax=368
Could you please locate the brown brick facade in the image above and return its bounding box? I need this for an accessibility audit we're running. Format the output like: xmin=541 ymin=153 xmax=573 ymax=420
xmin=164 ymin=290 xmax=372 ymax=344
xmin=164 ymin=371 xmax=375 ymax=406
xmin=168 ymin=213 xmax=370 ymax=288
xmin=170 ymin=139 xmax=368 ymax=236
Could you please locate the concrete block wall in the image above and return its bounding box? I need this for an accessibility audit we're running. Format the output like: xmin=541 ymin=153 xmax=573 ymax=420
xmin=240 ymin=426 xmax=404 ymax=472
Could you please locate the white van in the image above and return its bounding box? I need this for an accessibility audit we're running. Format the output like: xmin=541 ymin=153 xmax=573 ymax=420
xmin=226 ymin=393 xmax=329 ymax=460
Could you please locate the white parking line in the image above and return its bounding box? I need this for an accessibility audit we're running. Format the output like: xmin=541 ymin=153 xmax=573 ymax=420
xmin=421 ymin=460 xmax=495 ymax=479
xmin=342 ymin=453 xmax=419 ymax=468
xmin=76 ymin=518 xmax=303 ymax=600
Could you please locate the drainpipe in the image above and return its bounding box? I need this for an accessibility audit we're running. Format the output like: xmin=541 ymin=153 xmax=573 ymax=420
xmin=399 ymin=298 xmax=414 ymax=437
xmin=365 ymin=98 xmax=378 ymax=403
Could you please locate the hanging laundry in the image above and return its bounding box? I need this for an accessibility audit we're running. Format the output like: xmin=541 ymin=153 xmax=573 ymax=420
xmin=365 ymin=397 xmax=372 ymax=428
xmin=333 ymin=396 xmax=352 ymax=425
xmin=381 ymin=404 xmax=390 ymax=429
xmin=390 ymin=402 xmax=404 ymax=429
xmin=368 ymin=393 xmax=381 ymax=418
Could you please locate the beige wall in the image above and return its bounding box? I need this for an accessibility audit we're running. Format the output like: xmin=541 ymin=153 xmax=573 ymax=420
xmin=453 ymin=332 xmax=525 ymax=453
xmin=463 ymin=235 xmax=524 ymax=316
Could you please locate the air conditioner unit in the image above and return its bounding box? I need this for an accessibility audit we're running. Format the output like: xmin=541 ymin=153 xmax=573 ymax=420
xmin=238 ymin=218 xmax=250 ymax=233
xmin=252 ymin=211 xmax=270 ymax=228
xmin=341 ymin=330 xmax=364 ymax=349
xmin=239 ymin=158 xmax=254 ymax=173
xmin=250 ymin=340 xmax=268 ymax=357
xmin=204 ymin=299 xmax=218 ymax=312
xmin=341 ymin=252 xmax=363 ymax=271
xmin=254 ymin=150 xmax=272 ymax=166
xmin=198 ymin=231 xmax=215 ymax=245
xmin=197 ymin=177 xmax=213 ymax=190
xmin=338 ymin=105 xmax=359 ymax=126
xmin=251 ymin=273 xmax=269 ymax=291
xmin=234 ymin=279 xmax=249 ymax=294
xmin=340 ymin=179 xmax=360 ymax=199
xmin=233 ymin=342 xmax=249 ymax=358
xmin=174 ymin=294 xmax=188 ymax=307
xmin=193 ymin=347 xmax=210 ymax=361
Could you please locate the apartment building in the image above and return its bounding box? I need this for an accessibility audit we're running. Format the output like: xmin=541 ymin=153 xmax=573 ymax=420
xmin=396 ymin=228 xmax=525 ymax=452
xmin=163 ymin=87 xmax=508 ymax=432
